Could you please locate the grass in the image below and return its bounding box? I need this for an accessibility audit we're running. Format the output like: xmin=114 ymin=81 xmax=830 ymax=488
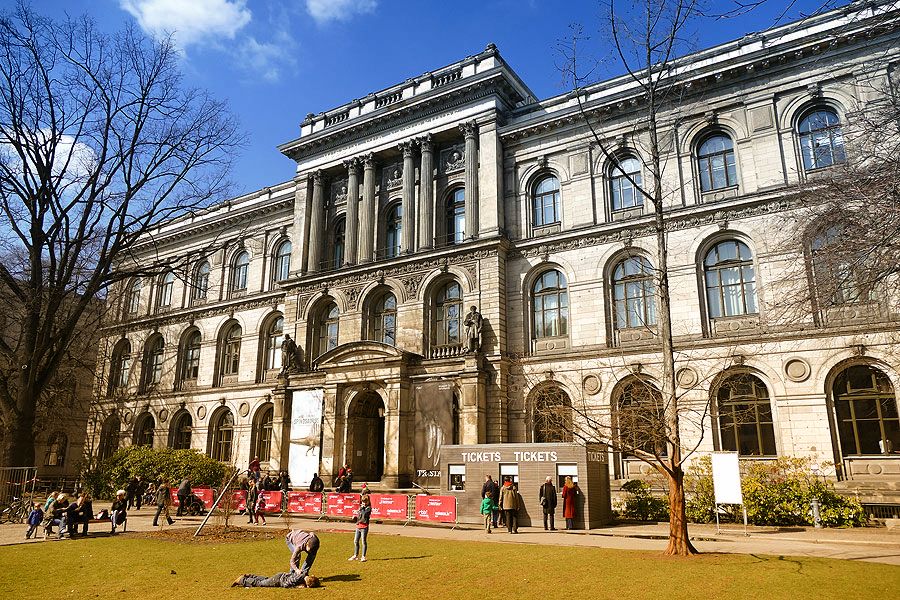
xmin=1 ymin=531 xmax=898 ymax=599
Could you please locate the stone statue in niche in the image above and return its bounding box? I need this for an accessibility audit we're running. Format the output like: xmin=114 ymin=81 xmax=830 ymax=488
xmin=464 ymin=305 xmax=483 ymax=353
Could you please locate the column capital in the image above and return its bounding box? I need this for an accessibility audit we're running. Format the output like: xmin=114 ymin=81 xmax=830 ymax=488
xmin=363 ymin=152 xmax=376 ymax=169
xmin=343 ymin=157 xmax=360 ymax=172
xmin=398 ymin=140 xmax=416 ymax=158
xmin=459 ymin=120 xmax=478 ymax=139
xmin=418 ymin=133 xmax=433 ymax=153
xmin=312 ymin=170 xmax=325 ymax=185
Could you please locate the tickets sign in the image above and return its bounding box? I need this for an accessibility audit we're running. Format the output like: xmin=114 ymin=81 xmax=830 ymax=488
xmin=370 ymin=494 xmax=408 ymax=520
xmin=287 ymin=491 xmax=323 ymax=514
xmin=257 ymin=491 xmax=283 ymax=513
xmin=326 ymin=493 xmax=360 ymax=518
xmin=414 ymin=495 xmax=456 ymax=523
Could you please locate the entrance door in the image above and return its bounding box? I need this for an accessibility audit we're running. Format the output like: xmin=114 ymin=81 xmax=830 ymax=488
xmin=346 ymin=391 xmax=385 ymax=482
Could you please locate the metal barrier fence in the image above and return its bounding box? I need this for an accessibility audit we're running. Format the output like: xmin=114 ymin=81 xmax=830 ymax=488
xmin=0 ymin=467 xmax=38 ymax=506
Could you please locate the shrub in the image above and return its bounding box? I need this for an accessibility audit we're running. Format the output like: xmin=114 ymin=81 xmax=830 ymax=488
xmin=82 ymin=446 xmax=227 ymax=499
xmin=685 ymin=455 xmax=721 ymax=524
xmin=619 ymin=479 xmax=669 ymax=521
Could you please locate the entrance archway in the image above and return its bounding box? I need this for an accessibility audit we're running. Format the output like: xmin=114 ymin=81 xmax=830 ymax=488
xmin=346 ymin=391 xmax=385 ymax=482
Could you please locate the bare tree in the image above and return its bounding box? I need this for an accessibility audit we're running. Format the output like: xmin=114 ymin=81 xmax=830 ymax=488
xmin=0 ymin=3 xmax=241 ymax=468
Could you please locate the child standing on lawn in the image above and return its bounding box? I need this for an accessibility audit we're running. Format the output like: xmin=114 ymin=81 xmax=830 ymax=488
xmin=25 ymin=503 xmax=43 ymax=539
xmin=481 ymin=491 xmax=496 ymax=533
xmin=348 ymin=494 xmax=372 ymax=562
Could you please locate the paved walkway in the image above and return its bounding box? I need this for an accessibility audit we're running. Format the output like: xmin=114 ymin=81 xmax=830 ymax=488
xmin=3 ymin=508 xmax=899 ymax=566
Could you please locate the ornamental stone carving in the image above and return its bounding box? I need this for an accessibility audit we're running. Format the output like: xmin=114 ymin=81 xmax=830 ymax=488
xmin=383 ymin=163 xmax=403 ymax=189
xmin=582 ymin=374 xmax=602 ymax=395
xmin=331 ymin=179 xmax=348 ymax=204
xmin=676 ymin=367 xmax=699 ymax=389
xmin=440 ymin=144 xmax=465 ymax=174
xmin=784 ymin=358 xmax=811 ymax=382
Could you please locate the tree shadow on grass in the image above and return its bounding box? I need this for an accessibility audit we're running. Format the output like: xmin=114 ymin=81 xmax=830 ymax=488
xmin=321 ymin=574 xmax=362 ymax=583
xmin=367 ymin=555 xmax=430 ymax=561
xmin=749 ymin=554 xmax=805 ymax=574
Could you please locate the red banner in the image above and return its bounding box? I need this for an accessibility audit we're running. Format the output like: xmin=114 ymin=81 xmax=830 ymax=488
xmin=257 ymin=491 xmax=283 ymax=513
xmin=370 ymin=494 xmax=408 ymax=520
xmin=231 ymin=490 xmax=248 ymax=512
xmin=287 ymin=492 xmax=323 ymax=514
xmin=167 ymin=488 xmax=214 ymax=507
xmin=326 ymin=493 xmax=360 ymax=517
xmin=415 ymin=495 xmax=456 ymax=523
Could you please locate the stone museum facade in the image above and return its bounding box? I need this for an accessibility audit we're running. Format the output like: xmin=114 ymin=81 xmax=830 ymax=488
xmin=88 ymin=2 xmax=900 ymax=499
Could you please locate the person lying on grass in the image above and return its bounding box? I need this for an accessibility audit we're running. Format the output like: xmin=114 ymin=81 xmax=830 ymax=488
xmin=231 ymin=573 xmax=320 ymax=588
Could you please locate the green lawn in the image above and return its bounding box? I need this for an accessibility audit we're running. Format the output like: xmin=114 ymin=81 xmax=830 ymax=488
xmin=1 ymin=532 xmax=897 ymax=599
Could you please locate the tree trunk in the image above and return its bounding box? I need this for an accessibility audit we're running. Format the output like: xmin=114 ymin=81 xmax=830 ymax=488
xmin=664 ymin=466 xmax=699 ymax=556
xmin=2 ymin=407 xmax=37 ymax=467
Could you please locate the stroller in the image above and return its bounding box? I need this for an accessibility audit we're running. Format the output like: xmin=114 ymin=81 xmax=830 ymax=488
xmin=180 ymin=492 xmax=207 ymax=516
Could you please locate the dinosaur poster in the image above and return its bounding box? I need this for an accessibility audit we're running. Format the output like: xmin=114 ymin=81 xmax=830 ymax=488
xmin=289 ymin=389 xmax=324 ymax=487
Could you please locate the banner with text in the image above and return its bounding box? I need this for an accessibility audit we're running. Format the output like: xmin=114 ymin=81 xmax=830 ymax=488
xmin=169 ymin=488 xmax=213 ymax=507
xmin=414 ymin=494 xmax=456 ymax=523
xmin=413 ymin=381 xmax=455 ymax=489
xmin=257 ymin=490 xmax=283 ymax=513
xmin=231 ymin=490 xmax=248 ymax=512
xmin=370 ymin=494 xmax=408 ymax=520
xmin=289 ymin=389 xmax=324 ymax=488
xmin=287 ymin=491 xmax=324 ymax=514
xmin=326 ymin=493 xmax=360 ymax=518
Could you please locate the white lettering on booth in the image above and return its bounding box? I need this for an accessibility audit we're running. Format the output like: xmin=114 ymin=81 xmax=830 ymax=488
xmin=459 ymin=451 xmax=559 ymax=462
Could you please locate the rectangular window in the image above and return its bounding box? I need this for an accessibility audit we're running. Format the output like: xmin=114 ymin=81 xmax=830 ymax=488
xmin=448 ymin=464 xmax=466 ymax=491
xmin=499 ymin=463 xmax=519 ymax=485
xmin=557 ymin=463 xmax=578 ymax=489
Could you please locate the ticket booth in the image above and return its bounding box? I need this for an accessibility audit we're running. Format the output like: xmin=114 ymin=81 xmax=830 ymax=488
xmin=439 ymin=443 xmax=612 ymax=528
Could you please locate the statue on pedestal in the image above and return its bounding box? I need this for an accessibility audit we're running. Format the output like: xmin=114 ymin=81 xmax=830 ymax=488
xmin=464 ymin=305 xmax=483 ymax=353
xmin=280 ymin=334 xmax=298 ymax=372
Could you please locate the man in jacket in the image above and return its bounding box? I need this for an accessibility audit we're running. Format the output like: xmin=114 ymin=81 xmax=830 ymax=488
xmin=286 ymin=529 xmax=320 ymax=577
xmin=499 ymin=481 xmax=519 ymax=534
xmin=481 ymin=475 xmax=500 ymax=528
xmin=153 ymin=479 xmax=175 ymax=527
xmin=539 ymin=476 xmax=558 ymax=531
xmin=308 ymin=473 xmax=324 ymax=492
xmin=176 ymin=478 xmax=191 ymax=517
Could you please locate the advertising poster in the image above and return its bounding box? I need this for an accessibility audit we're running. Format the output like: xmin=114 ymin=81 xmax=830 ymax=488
xmin=326 ymin=493 xmax=360 ymax=517
xmin=370 ymin=493 xmax=408 ymax=520
xmin=287 ymin=491 xmax=324 ymax=514
xmin=289 ymin=389 xmax=324 ymax=488
xmin=413 ymin=381 xmax=454 ymax=489
xmin=257 ymin=490 xmax=283 ymax=513
xmin=414 ymin=494 xmax=456 ymax=523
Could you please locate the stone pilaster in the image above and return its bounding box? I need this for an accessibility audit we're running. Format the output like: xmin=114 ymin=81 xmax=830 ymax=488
xmin=307 ymin=171 xmax=325 ymax=273
xmin=460 ymin=120 xmax=479 ymax=240
xmin=344 ymin=158 xmax=360 ymax=265
xmin=359 ymin=154 xmax=376 ymax=264
xmin=399 ymin=141 xmax=417 ymax=254
xmin=418 ymin=134 xmax=434 ymax=249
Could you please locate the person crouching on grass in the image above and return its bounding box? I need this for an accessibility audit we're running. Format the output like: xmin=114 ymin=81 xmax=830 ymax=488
xmin=348 ymin=494 xmax=372 ymax=562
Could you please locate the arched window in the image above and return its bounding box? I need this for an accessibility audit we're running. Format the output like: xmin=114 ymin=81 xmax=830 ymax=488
xmin=385 ymin=203 xmax=402 ymax=258
xmin=221 ymin=323 xmax=242 ymax=377
xmin=315 ymin=303 xmax=340 ymax=358
xmin=613 ymin=256 xmax=656 ymax=329
xmin=532 ymin=270 xmax=568 ymax=339
xmin=832 ymin=365 xmax=900 ymax=455
xmin=446 ymin=188 xmax=465 ymax=244
xmin=273 ymin=240 xmax=292 ymax=282
xmin=434 ymin=281 xmax=463 ymax=346
xmin=231 ymin=250 xmax=249 ymax=293
xmin=210 ymin=409 xmax=234 ymax=463
xmin=615 ymin=380 xmax=667 ymax=457
xmin=193 ymin=261 xmax=210 ymax=301
xmin=332 ymin=221 xmax=345 ymax=269
xmin=142 ymin=335 xmax=164 ymax=390
xmin=533 ymin=386 xmax=573 ymax=443
xmin=811 ymin=226 xmax=871 ymax=306
xmin=180 ymin=330 xmax=202 ymax=383
xmin=532 ymin=175 xmax=560 ymax=227
xmin=127 ymin=279 xmax=141 ymax=314
xmin=371 ymin=292 xmax=397 ymax=346
xmin=716 ymin=373 xmax=776 ymax=456
xmin=697 ymin=133 xmax=737 ymax=192
xmin=798 ymin=107 xmax=846 ymax=171
xmin=704 ymin=240 xmax=757 ymax=318
xmin=134 ymin=413 xmax=155 ymax=447
xmin=44 ymin=432 xmax=67 ymax=467
xmin=610 ymin=157 xmax=643 ymax=212
xmin=265 ymin=316 xmax=284 ymax=371
xmin=108 ymin=339 xmax=132 ymax=394
xmin=157 ymin=271 xmax=175 ymax=309
xmin=252 ymin=404 xmax=274 ymax=463
xmin=170 ymin=410 xmax=192 ymax=450
xmin=98 ymin=416 xmax=120 ymax=461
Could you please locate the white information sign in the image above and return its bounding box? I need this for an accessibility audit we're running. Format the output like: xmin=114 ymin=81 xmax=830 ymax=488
xmin=711 ymin=452 xmax=743 ymax=505
xmin=288 ymin=389 xmax=324 ymax=488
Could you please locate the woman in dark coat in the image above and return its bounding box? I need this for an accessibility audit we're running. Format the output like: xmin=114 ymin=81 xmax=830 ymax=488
xmin=561 ymin=476 xmax=580 ymax=530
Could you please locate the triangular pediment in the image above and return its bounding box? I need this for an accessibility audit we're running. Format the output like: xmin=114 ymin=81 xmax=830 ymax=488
xmin=315 ymin=341 xmax=413 ymax=368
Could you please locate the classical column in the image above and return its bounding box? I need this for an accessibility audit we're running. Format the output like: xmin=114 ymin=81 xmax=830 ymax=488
xmin=460 ymin=120 xmax=479 ymax=240
xmin=344 ymin=158 xmax=360 ymax=265
xmin=307 ymin=171 xmax=325 ymax=273
xmin=358 ymin=154 xmax=376 ymax=264
xmin=399 ymin=140 xmax=417 ymax=254
xmin=418 ymin=134 xmax=434 ymax=249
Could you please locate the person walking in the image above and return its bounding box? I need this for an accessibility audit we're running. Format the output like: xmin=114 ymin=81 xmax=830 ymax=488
xmin=348 ymin=494 xmax=372 ymax=562
xmin=481 ymin=475 xmax=500 ymax=529
xmin=25 ymin=502 xmax=43 ymax=539
xmin=246 ymin=479 xmax=259 ymax=524
xmin=135 ymin=476 xmax=145 ymax=510
xmin=110 ymin=490 xmax=128 ymax=534
xmin=480 ymin=490 xmax=496 ymax=534
xmin=125 ymin=477 xmax=139 ymax=510
xmin=561 ymin=476 xmax=580 ymax=530
xmin=539 ymin=476 xmax=558 ymax=531
xmin=176 ymin=478 xmax=191 ymax=517
xmin=153 ymin=479 xmax=175 ymax=527
xmin=285 ymin=529 xmax=320 ymax=577
xmin=499 ymin=480 xmax=519 ymax=534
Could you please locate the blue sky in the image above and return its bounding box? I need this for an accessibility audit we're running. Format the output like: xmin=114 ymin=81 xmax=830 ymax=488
xmin=21 ymin=0 xmax=835 ymax=195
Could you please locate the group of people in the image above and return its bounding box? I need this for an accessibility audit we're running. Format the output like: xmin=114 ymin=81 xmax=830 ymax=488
xmin=480 ymin=474 xmax=581 ymax=534
xmin=245 ymin=456 xmax=291 ymax=493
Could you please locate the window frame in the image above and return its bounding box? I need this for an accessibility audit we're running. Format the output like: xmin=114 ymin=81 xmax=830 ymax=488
xmin=433 ymin=281 xmax=463 ymax=347
xmin=181 ymin=330 xmax=202 ymax=382
xmin=446 ymin=187 xmax=466 ymax=245
xmin=211 ymin=409 xmax=234 ymax=463
xmin=612 ymin=256 xmax=656 ymax=330
xmin=231 ymin=250 xmax=250 ymax=293
xmin=134 ymin=413 xmax=155 ymax=448
xmin=44 ymin=432 xmax=67 ymax=467
xmin=171 ymin=411 xmax=192 ymax=450
xmin=703 ymin=239 xmax=758 ymax=320
xmin=531 ymin=269 xmax=569 ymax=340
xmin=143 ymin=335 xmax=164 ymax=390
xmin=609 ymin=157 xmax=643 ymax=213
xmin=193 ymin=261 xmax=210 ymax=301
xmin=157 ymin=271 xmax=175 ymax=309
xmin=832 ymin=365 xmax=900 ymax=456
xmin=253 ymin=404 xmax=274 ymax=463
xmin=315 ymin=303 xmax=340 ymax=358
xmin=221 ymin=323 xmax=242 ymax=377
xmin=385 ymin=202 xmax=402 ymax=258
xmin=798 ymin=107 xmax=846 ymax=172
xmin=532 ymin=385 xmax=573 ymax=443
xmin=715 ymin=373 xmax=777 ymax=457
xmin=696 ymin=133 xmax=738 ymax=192
xmin=371 ymin=292 xmax=397 ymax=346
xmin=265 ymin=316 xmax=284 ymax=371
xmin=127 ymin=279 xmax=141 ymax=315
xmin=273 ymin=240 xmax=292 ymax=282
xmin=531 ymin=174 xmax=561 ymax=228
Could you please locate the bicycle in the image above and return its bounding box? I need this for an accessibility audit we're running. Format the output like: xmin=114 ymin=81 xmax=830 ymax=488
xmin=0 ymin=494 xmax=35 ymax=524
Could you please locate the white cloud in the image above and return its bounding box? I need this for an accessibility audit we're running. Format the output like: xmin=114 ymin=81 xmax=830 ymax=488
xmin=236 ymin=35 xmax=295 ymax=83
xmin=305 ymin=0 xmax=377 ymax=24
xmin=120 ymin=0 xmax=252 ymax=48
